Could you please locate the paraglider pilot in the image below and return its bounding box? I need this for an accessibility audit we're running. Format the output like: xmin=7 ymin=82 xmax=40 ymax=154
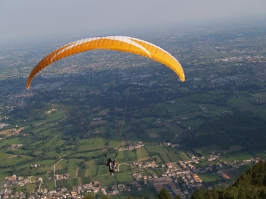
xmin=103 ymin=149 xmax=118 ymax=175
xmin=106 ymin=158 xmax=117 ymax=175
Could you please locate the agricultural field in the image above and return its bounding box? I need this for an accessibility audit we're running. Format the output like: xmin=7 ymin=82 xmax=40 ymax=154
xmin=220 ymin=152 xmax=253 ymax=163
xmin=194 ymin=145 xmax=244 ymax=157
xmin=198 ymin=173 xmax=221 ymax=183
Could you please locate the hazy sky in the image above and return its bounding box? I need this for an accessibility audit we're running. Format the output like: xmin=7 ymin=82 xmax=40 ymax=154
xmin=1 ymin=0 xmax=266 ymax=43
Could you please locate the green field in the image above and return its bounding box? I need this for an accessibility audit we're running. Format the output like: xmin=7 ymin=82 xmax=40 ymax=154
xmin=198 ymin=173 xmax=221 ymax=183
xmin=159 ymin=153 xmax=170 ymax=163
xmin=195 ymin=145 xmax=244 ymax=157
xmin=136 ymin=147 xmax=150 ymax=161
xmin=220 ymin=152 xmax=253 ymax=163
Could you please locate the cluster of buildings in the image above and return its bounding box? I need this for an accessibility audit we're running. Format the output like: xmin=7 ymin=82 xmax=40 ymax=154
xmin=110 ymin=183 xmax=133 ymax=194
xmin=178 ymin=161 xmax=197 ymax=171
xmin=54 ymin=173 xmax=70 ymax=181
xmin=208 ymin=154 xmax=221 ymax=162
xmin=134 ymin=160 xmax=158 ymax=169
xmin=8 ymin=144 xmax=23 ymax=149
xmin=130 ymin=158 xmax=203 ymax=198
xmin=129 ymin=151 xmax=262 ymax=197
xmin=148 ymin=177 xmax=172 ymax=193
xmin=118 ymin=141 xmax=144 ymax=151
xmin=147 ymin=175 xmax=198 ymax=198
xmin=36 ymin=181 xmax=143 ymax=198
xmin=3 ymin=175 xmax=30 ymax=187
xmin=160 ymin=142 xmax=179 ymax=148
xmin=0 ymin=189 xmax=21 ymax=199
xmin=0 ymin=123 xmax=9 ymax=129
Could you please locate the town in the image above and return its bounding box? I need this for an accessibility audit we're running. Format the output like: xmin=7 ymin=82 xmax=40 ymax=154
xmin=1 ymin=149 xmax=260 ymax=198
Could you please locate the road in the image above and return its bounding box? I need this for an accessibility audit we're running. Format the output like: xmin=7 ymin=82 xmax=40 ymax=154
xmin=54 ymin=159 xmax=63 ymax=189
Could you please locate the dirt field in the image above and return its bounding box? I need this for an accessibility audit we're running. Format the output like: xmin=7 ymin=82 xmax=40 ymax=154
xmin=0 ymin=127 xmax=24 ymax=137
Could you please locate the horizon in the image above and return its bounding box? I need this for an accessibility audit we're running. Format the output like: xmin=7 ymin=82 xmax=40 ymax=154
xmin=1 ymin=0 xmax=266 ymax=44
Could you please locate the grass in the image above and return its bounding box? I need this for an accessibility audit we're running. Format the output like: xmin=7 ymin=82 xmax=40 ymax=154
xmin=195 ymin=145 xmax=244 ymax=158
xmin=113 ymin=170 xmax=134 ymax=183
xmin=143 ymin=168 xmax=154 ymax=176
xmin=179 ymin=151 xmax=190 ymax=161
xmin=123 ymin=150 xmax=137 ymax=161
xmin=220 ymin=152 xmax=253 ymax=163
xmin=78 ymin=138 xmax=105 ymax=151
xmin=144 ymin=128 xmax=162 ymax=135
xmin=90 ymin=162 xmax=98 ymax=177
xmin=90 ymin=175 xmax=117 ymax=186
xmin=165 ymin=151 xmax=181 ymax=162
xmin=43 ymin=181 xmax=56 ymax=190
xmin=97 ymin=165 xmax=109 ymax=175
xmin=151 ymin=155 xmax=163 ymax=163
xmin=85 ymin=159 xmax=95 ymax=177
xmin=136 ymin=147 xmax=150 ymax=161
xmin=0 ymin=155 xmax=33 ymax=167
xmin=198 ymin=173 xmax=220 ymax=183
xmin=56 ymin=178 xmax=72 ymax=188
xmin=159 ymin=153 xmax=170 ymax=163
xmin=0 ymin=137 xmax=21 ymax=147
xmin=145 ymin=145 xmax=169 ymax=153
xmin=195 ymin=145 xmax=223 ymax=157
xmin=61 ymin=159 xmax=82 ymax=178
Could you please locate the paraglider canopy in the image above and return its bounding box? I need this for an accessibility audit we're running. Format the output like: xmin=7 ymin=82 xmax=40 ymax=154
xmin=26 ymin=36 xmax=185 ymax=89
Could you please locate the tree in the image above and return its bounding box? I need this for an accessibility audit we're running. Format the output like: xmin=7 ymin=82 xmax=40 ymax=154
xmin=100 ymin=196 xmax=111 ymax=199
xmin=156 ymin=188 xmax=172 ymax=199
xmin=175 ymin=195 xmax=182 ymax=199
xmin=83 ymin=193 xmax=94 ymax=199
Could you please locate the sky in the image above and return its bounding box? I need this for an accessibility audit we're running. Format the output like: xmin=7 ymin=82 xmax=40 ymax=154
xmin=1 ymin=0 xmax=266 ymax=43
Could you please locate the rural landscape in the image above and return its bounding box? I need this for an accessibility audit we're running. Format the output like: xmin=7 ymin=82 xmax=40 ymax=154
xmin=1 ymin=21 xmax=266 ymax=198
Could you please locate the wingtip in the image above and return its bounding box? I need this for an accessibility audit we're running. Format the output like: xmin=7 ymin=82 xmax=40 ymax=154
xmin=26 ymin=80 xmax=30 ymax=90
xmin=182 ymin=73 xmax=186 ymax=82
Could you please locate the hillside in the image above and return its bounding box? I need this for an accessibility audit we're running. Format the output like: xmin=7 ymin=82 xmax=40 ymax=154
xmin=190 ymin=160 xmax=266 ymax=198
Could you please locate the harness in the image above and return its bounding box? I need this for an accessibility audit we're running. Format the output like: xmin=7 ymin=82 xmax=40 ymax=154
xmin=103 ymin=148 xmax=119 ymax=173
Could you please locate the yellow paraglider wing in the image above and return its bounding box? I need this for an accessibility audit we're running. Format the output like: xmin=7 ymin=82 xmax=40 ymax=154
xmin=26 ymin=36 xmax=185 ymax=89
xmin=129 ymin=38 xmax=185 ymax=82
